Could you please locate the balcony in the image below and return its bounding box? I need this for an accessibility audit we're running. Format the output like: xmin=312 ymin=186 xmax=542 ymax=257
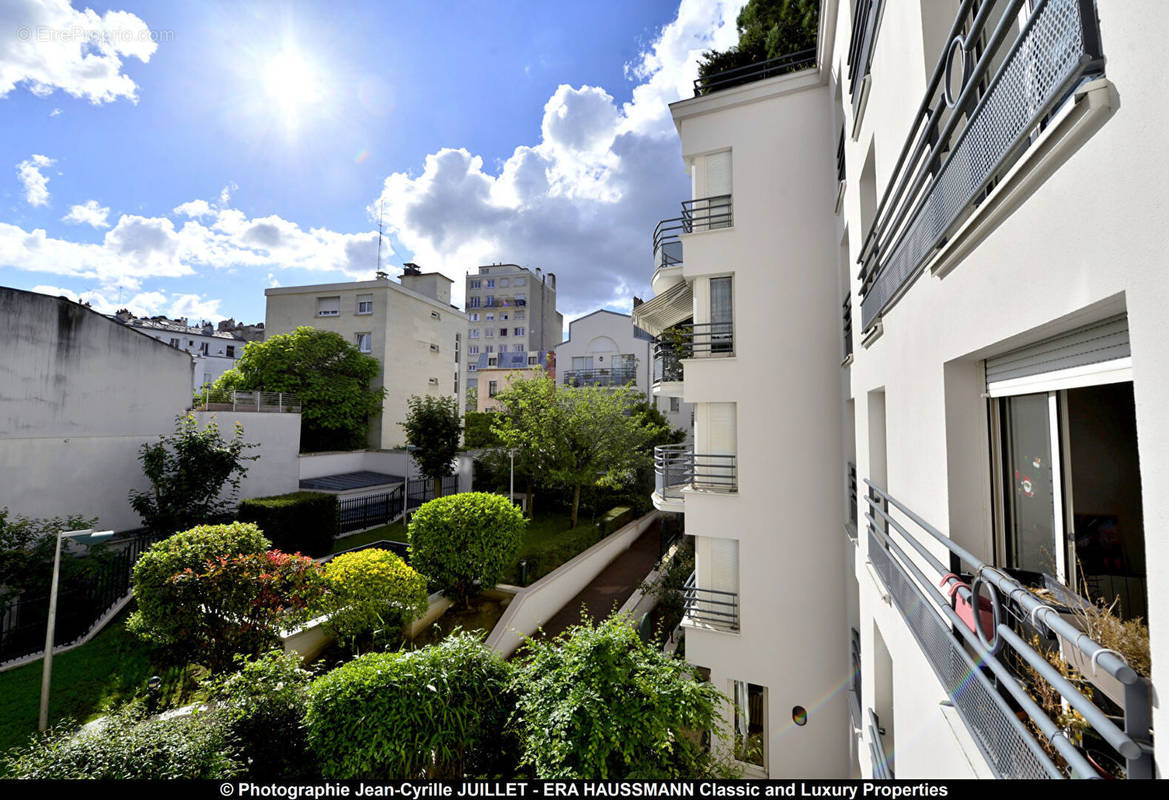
xmin=846 ymin=0 xmax=882 ymax=120
xmin=652 ymin=195 xmax=734 ymax=280
xmin=863 ymin=481 xmax=1152 ymax=779
xmin=682 ymin=571 xmax=739 ymax=633
xmin=654 ymin=445 xmax=737 ymax=511
xmin=857 ymin=0 xmax=1105 ymax=333
xmin=561 ymin=368 xmax=636 ymax=388
xmin=651 ymin=321 xmax=736 ymax=388
xmin=693 ymin=48 xmax=817 ymax=96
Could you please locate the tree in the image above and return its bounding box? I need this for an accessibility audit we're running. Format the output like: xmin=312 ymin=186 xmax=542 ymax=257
xmin=400 ymin=394 xmax=462 ymax=499
xmin=489 ymin=376 xmax=559 ymax=519
xmin=462 ymin=411 xmax=501 ymax=449
xmin=129 ymin=414 xmax=257 ymax=536
xmin=305 ymin=633 xmax=516 ymax=778
xmin=512 ymin=615 xmax=731 ymax=778
xmin=322 ymin=548 xmax=429 ymax=653
xmin=407 ymin=492 xmax=524 ymax=608
xmin=496 ymin=376 xmax=668 ymax=528
xmin=696 ymin=0 xmax=819 ymax=93
xmin=0 ymin=508 xmax=99 ymax=603
xmin=208 ymin=327 xmax=385 ymax=452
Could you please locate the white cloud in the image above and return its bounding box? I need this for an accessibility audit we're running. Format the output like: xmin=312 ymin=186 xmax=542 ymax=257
xmin=49 ymin=107 xmax=60 ymax=116
xmin=169 ymin=293 xmax=222 ymax=321
xmin=62 ymin=199 xmax=110 ymax=227
xmin=16 ymin=153 xmax=55 ymax=206
xmin=0 ymin=0 xmax=157 ymax=103
xmin=374 ymin=0 xmax=747 ymax=317
xmin=29 ymin=283 xmax=169 ymax=316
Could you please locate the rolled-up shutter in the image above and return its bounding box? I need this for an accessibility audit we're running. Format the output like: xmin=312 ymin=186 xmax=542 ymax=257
xmin=985 ymin=314 xmax=1131 ymax=396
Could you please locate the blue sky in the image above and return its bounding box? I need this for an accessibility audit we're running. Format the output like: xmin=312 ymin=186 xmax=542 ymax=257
xmin=1 ymin=0 xmax=744 ymax=326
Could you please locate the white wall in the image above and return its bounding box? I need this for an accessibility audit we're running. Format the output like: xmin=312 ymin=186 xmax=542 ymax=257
xmin=298 ymin=449 xmax=473 ymax=493
xmin=190 ymin=411 xmax=301 ymax=500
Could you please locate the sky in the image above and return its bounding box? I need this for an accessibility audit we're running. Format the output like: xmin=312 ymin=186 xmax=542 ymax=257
xmin=0 ymin=0 xmax=746 ymax=330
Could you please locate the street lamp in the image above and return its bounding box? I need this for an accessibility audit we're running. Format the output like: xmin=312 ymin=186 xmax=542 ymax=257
xmin=39 ymin=528 xmax=113 ymax=731
xmin=509 ymin=449 xmax=515 ymax=507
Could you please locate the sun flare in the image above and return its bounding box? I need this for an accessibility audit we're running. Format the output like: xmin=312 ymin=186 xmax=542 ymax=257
xmin=261 ymin=48 xmax=325 ymax=124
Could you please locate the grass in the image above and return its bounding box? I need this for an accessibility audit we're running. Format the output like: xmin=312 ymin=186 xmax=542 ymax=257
xmin=0 ymin=606 xmax=207 ymax=754
xmin=330 ymin=521 xmax=407 ymax=553
xmin=406 ymin=595 xmax=509 ymax=649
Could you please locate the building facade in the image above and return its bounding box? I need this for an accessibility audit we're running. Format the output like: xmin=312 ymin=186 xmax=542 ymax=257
xmin=554 ymin=309 xmax=692 ymax=435
xmin=112 ymin=311 xmax=254 ymax=392
xmin=634 ymin=0 xmax=1165 ymax=780
xmin=474 ymin=351 xmax=552 ymax=413
xmin=265 ymin=269 xmax=466 ymax=449
xmin=464 ymin=263 xmax=563 ymax=407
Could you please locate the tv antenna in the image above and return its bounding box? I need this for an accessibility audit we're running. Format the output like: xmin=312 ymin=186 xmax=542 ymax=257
xmin=375 ymin=199 xmax=385 ymax=273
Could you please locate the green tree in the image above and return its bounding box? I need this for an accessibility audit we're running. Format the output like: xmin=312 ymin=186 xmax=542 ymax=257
xmin=0 ymin=509 xmax=100 ymax=603
xmin=209 ymin=327 xmax=385 ymax=452
xmin=463 ymin=411 xmax=501 ymax=449
xmin=407 ymin=493 xmax=524 ymax=608
xmin=696 ymin=0 xmax=819 ymax=94
xmin=400 ymin=394 xmax=462 ymax=499
xmin=305 ymin=632 xmax=516 ymax=778
xmin=512 ymin=615 xmax=730 ymax=778
xmin=129 ymin=414 xmax=257 ymax=536
xmin=489 ymin=376 xmax=559 ymax=518
xmin=496 ymin=376 xmax=667 ymax=528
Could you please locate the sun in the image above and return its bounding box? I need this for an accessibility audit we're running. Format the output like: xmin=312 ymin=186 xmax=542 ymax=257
xmin=261 ymin=48 xmax=325 ymax=125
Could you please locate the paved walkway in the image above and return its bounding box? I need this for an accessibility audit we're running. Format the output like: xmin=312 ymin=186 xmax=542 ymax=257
xmin=531 ymin=518 xmax=662 ymax=642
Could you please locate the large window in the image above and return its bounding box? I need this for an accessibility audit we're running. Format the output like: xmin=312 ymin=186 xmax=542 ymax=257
xmin=316 ymin=296 xmax=340 ymax=317
xmin=732 ymin=681 xmax=767 ymax=771
xmin=709 ymin=276 xmax=733 ymax=354
xmin=356 ymin=294 xmax=373 ymax=315
xmin=355 ymin=332 xmax=371 ymax=353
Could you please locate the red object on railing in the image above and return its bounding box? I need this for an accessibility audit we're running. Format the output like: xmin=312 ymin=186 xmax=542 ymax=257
xmin=939 ymin=573 xmax=995 ymax=640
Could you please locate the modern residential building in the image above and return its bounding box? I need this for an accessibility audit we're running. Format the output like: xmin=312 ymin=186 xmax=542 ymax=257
xmin=464 ymin=263 xmax=563 ymax=408
xmin=633 ymin=0 xmax=1164 ymax=780
xmin=474 ymin=351 xmax=552 ymax=413
xmin=112 ymin=311 xmax=255 ymax=392
xmin=554 ymin=308 xmax=692 ymax=435
xmin=265 ymin=267 xmax=466 ymax=448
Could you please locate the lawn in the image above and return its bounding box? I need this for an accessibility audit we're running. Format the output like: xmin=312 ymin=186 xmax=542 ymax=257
xmin=330 ymin=521 xmax=407 ymax=553
xmin=0 ymin=606 xmax=206 ymax=755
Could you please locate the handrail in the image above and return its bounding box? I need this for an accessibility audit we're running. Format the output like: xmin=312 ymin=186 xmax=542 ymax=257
xmin=867 ymin=708 xmax=894 ymax=779
xmin=694 ymin=48 xmax=817 ymax=96
xmin=682 ymin=571 xmax=739 ymax=632
xmin=561 ymin=368 xmax=637 ymax=388
xmin=652 ymin=195 xmax=733 ymax=273
xmin=654 ymin=445 xmax=737 ymax=497
xmin=652 ymin=323 xmax=735 ymax=379
xmin=863 ymin=480 xmax=1151 ymax=778
xmin=855 ymin=0 xmax=1105 ymax=331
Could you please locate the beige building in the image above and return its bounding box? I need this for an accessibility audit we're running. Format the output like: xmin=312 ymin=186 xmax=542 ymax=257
xmin=265 ymin=267 xmax=466 ymax=448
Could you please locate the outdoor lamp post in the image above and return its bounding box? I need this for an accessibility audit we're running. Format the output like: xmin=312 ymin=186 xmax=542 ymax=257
xmin=509 ymin=449 xmax=515 ymax=506
xmin=39 ymin=528 xmax=113 ymax=731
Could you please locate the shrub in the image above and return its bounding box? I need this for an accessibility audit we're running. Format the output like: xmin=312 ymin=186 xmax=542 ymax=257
xmin=238 ymin=491 xmax=339 ymax=557
xmin=305 ymin=632 xmax=515 ymax=778
xmin=408 ymin=493 xmax=524 ymax=607
xmin=164 ymin=551 xmax=327 ymax=672
xmin=209 ymin=650 xmax=316 ymax=780
xmin=128 ymin=522 xmax=271 ymax=648
xmin=597 ymin=505 xmax=634 ymax=537
xmin=322 ymin=549 xmax=429 ymax=652
xmin=2 ymin=707 xmax=241 ymax=779
xmin=513 ymin=615 xmax=730 ymax=779
xmin=510 ymin=525 xmax=601 ymax=586
xmin=463 ymin=411 xmax=501 ymax=448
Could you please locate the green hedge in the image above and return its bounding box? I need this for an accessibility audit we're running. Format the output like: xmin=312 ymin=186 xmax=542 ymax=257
xmin=597 ymin=506 xmax=634 ymax=537
xmin=237 ymin=492 xmax=338 ymax=557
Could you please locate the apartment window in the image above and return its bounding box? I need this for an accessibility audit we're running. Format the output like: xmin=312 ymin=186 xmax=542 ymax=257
xmin=486 ymin=279 xmax=495 ymax=288
xmin=514 ymin=327 xmax=525 ymax=337
xmin=188 ymin=340 xmax=194 ymax=347
xmin=486 ymin=313 xmax=495 ymax=321
xmin=454 ymin=333 xmax=460 ymax=363
xmin=226 ymin=345 xmax=235 ymax=358
xmin=356 ymin=294 xmax=373 ymax=315
xmin=486 ymin=329 xmax=494 ymax=338
xmin=469 ymin=296 xmax=481 ymax=308
xmin=199 ymin=342 xmax=209 ymax=355
xmin=468 ymin=364 xmax=477 ymax=372
xmin=499 ymin=345 xmax=508 ymax=353
xmin=168 ymin=337 xmax=180 ymax=347
xmin=486 ymin=296 xmax=495 ymax=307
xmin=710 ymin=276 xmax=734 ymax=354
xmin=515 ymin=311 xmax=525 ymax=320
xmin=471 ymin=313 xmax=480 ymax=322
xmin=514 ymin=277 xmax=526 ymax=286
xmin=355 ymin=332 xmax=372 ymax=353
xmin=528 ymin=356 xmax=537 ymax=365
xmin=470 ymin=328 xmax=480 ymax=338
xmin=431 ymin=310 xmax=441 ymax=320
xmin=499 ymin=328 xmax=508 ymax=337
xmin=501 ymin=312 xmax=509 ymax=321
xmin=515 ymin=292 xmax=526 ymax=302
xmin=469 ymin=279 xmax=481 ymax=289
xmin=317 ymin=296 xmax=341 ymax=316
xmin=670 ymin=397 xmax=680 ymax=413
xmin=499 ymin=278 xmax=509 ymax=287
xmin=488 ymin=358 xmax=497 ymax=367
xmin=488 ymin=380 xmax=499 ymax=397
xmin=469 ymin=345 xmax=479 ymax=355
xmin=732 ymin=681 xmax=767 ymax=770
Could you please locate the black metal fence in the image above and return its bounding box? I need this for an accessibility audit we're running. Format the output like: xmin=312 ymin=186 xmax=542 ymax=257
xmin=0 ymin=531 xmax=155 ymax=665
xmin=407 ymin=475 xmax=458 ymax=510
xmin=336 ymin=485 xmax=405 ymax=534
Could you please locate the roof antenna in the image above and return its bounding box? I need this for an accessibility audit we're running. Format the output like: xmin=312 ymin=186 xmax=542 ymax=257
xmin=375 ymin=199 xmax=385 ymax=275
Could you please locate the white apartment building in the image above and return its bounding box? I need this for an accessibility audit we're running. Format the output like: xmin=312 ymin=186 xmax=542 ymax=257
xmin=265 ymin=267 xmax=466 ymax=449
xmin=464 ymin=263 xmax=563 ymax=406
xmin=554 ymin=309 xmax=692 ymax=434
xmin=633 ymin=0 xmax=1165 ymax=780
xmin=113 ymin=312 xmax=253 ymax=392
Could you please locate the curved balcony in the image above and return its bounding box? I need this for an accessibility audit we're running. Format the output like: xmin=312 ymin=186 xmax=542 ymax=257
xmin=651 ymin=195 xmax=733 ymax=293
xmin=651 ymin=322 xmax=735 ymax=394
xmin=653 ymin=444 xmax=737 ymax=512
xmin=681 ymin=571 xmax=739 ymax=633
xmin=562 ymin=368 xmax=637 ymax=388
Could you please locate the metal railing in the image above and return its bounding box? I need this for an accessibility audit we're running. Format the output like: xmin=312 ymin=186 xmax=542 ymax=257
xmin=654 ymin=445 xmax=737 ymax=499
xmin=836 ymin=124 xmax=847 ymax=184
xmin=562 ymin=368 xmax=637 ymax=388
xmin=847 ymin=461 xmax=858 ymax=527
xmin=693 ymin=48 xmax=817 ymax=96
xmin=868 ymin=709 xmax=894 ymax=779
xmin=857 ymin=0 xmax=1105 ymax=331
xmin=652 ymin=195 xmax=734 ymax=272
xmin=652 ymin=323 xmax=735 ymax=385
xmin=682 ymin=572 xmax=739 ymax=632
xmin=199 ymin=390 xmax=301 ymax=413
xmin=863 ymin=480 xmax=1152 ymax=778
xmin=846 ymin=0 xmax=883 ymax=117
xmin=337 ymin=486 xmax=404 ymax=534
xmin=407 ymin=475 xmax=458 ymax=510
xmin=842 ymin=293 xmax=854 ymax=361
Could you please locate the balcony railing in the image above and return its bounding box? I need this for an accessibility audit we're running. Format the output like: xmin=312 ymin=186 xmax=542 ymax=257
xmin=846 ymin=0 xmax=882 ymax=117
xmin=652 ymin=195 xmax=734 ymax=272
xmin=652 ymin=322 xmax=735 ymax=386
xmin=654 ymin=445 xmax=737 ymax=499
xmin=857 ymin=0 xmax=1105 ymax=332
xmin=836 ymin=124 xmax=846 ymax=184
xmin=561 ymin=368 xmax=637 ymax=388
xmin=693 ymin=48 xmax=817 ymax=96
xmin=863 ymin=481 xmax=1152 ymax=779
xmin=841 ymin=293 xmax=853 ymax=361
xmin=198 ymin=390 xmax=301 ymax=413
xmin=682 ymin=572 xmax=739 ymax=632
xmin=847 ymin=461 xmax=858 ymax=528
xmin=867 ymin=709 xmax=894 ymax=779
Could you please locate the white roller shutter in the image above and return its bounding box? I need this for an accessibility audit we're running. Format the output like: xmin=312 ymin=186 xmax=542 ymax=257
xmin=985 ymin=314 xmax=1131 ymax=396
xmin=706 ymin=150 xmax=732 ymax=197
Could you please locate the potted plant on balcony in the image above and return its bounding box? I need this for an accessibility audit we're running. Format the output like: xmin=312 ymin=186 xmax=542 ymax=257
xmin=1051 ymin=596 xmax=1151 ymax=710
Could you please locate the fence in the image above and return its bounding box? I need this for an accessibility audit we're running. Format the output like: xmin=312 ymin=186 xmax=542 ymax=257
xmin=407 ymin=475 xmax=458 ymax=510
xmin=199 ymin=390 xmax=301 ymax=413
xmin=336 ymin=486 xmax=405 ymax=534
xmin=0 ymin=531 xmax=155 ymax=665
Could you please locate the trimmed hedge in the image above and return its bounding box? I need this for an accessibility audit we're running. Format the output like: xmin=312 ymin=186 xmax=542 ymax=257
xmin=597 ymin=505 xmax=634 ymax=537
xmin=238 ymin=491 xmax=338 ymax=557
